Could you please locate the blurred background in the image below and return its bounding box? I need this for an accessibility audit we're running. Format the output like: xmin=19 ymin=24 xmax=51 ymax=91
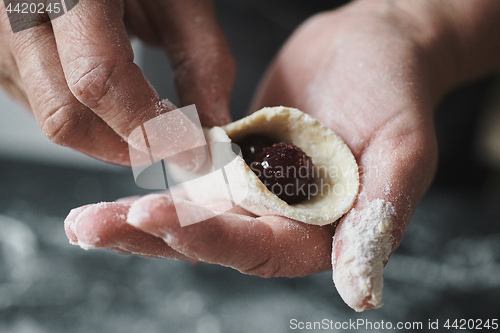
xmin=1 ymin=0 xmax=500 ymax=332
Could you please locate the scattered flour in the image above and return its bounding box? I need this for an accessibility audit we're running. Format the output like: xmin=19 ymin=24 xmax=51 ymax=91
xmin=332 ymin=199 xmax=396 ymax=312
xmin=157 ymin=99 xmax=177 ymax=115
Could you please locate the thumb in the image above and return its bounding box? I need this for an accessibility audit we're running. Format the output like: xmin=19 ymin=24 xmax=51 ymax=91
xmin=332 ymin=198 xmax=397 ymax=312
xmin=332 ymin=129 xmax=438 ymax=311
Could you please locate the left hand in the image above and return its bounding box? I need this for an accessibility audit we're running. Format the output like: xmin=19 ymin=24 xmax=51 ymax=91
xmin=65 ymin=193 xmax=335 ymax=277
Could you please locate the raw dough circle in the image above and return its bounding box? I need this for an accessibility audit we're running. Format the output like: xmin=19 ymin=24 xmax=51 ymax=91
xmin=213 ymin=106 xmax=359 ymax=225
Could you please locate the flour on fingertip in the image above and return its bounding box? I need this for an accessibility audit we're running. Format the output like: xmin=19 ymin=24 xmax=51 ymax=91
xmin=332 ymin=199 xmax=396 ymax=312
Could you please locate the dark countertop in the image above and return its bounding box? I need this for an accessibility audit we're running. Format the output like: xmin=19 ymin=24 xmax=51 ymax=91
xmin=0 ymin=158 xmax=499 ymax=333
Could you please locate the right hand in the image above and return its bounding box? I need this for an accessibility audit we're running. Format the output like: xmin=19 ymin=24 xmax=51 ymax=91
xmin=0 ymin=0 xmax=235 ymax=165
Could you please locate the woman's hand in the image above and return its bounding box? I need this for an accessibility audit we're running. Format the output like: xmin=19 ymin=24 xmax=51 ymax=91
xmin=0 ymin=0 xmax=235 ymax=165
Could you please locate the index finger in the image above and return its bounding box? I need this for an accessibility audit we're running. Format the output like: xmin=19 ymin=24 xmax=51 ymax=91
xmin=125 ymin=193 xmax=335 ymax=277
xmin=50 ymin=0 xmax=206 ymax=167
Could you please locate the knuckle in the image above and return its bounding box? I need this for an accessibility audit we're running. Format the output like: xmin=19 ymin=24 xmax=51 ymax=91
xmin=67 ymin=57 xmax=116 ymax=109
xmin=40 ymin=102 xmax=87 ymax=147
xmin=241 ymin=257 xmax=281 ymax=278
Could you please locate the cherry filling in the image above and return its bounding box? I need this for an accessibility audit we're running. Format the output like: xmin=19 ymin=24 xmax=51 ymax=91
xmin=238 ymin=135 xmax=316 ymax=204
xmin=237 ymin=134 xmax=275 ymax=165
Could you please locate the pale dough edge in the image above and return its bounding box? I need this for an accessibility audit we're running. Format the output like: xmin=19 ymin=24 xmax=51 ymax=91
xmin=212 ymin=106 xmax=360 ymax=225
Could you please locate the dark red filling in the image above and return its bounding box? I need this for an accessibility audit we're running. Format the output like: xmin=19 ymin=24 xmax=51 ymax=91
xmin=238 ymin=135 xmax=315 ymax=204
xmin=237 ymin=134 xmax=275 ymax=165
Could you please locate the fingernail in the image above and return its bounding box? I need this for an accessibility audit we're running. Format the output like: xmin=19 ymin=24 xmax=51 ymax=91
xmin=64 ymin=205 xmax=92 ymax=245
xmin=127 ymin=194 xmax=166 ymax=227
xmin=70 ymin=202 xmax=119 ymax=250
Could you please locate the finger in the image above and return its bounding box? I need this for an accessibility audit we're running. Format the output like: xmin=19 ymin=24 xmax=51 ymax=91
xmin=5 ymin=12 xmax=132 ymax=165
xmin=64 ymin=202 xmax=188 ymax=260
xmin=332 ymin=128 xmax=438 ymax=312
xmin=123 ymin=0 xmax=162 ymax=47
xmin=0 ymin=13 xmax=29 ymax=107
xmin=138 ymin=0 xmax=235 ymax=126
xmin=65 ymin=205 xmax=92 ymax=245
xmin=127 ymin=193 xmax=335 ymax=277
xmin=114 ymin=195 xmax=141 ymax=203
xmin=51 ymin=0 xmax=158 ymax=135
xmin=50 ymin=0 xmax=206 ymax=168
xmin=0 ymin=62 xmax=29 ymax=108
